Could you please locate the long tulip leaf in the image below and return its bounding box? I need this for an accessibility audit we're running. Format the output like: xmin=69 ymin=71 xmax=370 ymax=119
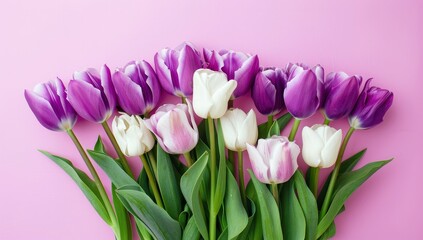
xmin=225 ymin=169 xmax=248 ymax=239
xmin=281 ymin=178 xmax=306 ymax=240
xmin=213 ymin=120 xmax=226 ymax=215
xmin=180 ymin=152 xmax=209 ymax=240
xmin=316 ymin=159 xmax=391 ymax=238
xmin=248 ymin=170 xmax=283 ymax=240
xmin=40 ymin=151 xmax=111 ymax=225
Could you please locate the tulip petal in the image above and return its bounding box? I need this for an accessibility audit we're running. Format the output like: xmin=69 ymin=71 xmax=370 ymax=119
xmin=67 ymin=80 xmax=107 ymax=123
xmin=156 ymin=109 xmax=198 ymax=154
xmin=238 ymin=110 xmax=258 ymax=150
xmin=320 ymin=129 xmax=342 ymax=168
xmin=252 ymin=72 xmax=277 ymax=115
xmin=113 ymin=71 xmax=147 ymax=115
xmin=284 ymin=70 xmax=319 ymax=119
xmin=192 ymin=75 xmax=213 ymax=118
xmin=101 ymin=64 xmax=116 ymax=110
xmin=247 ymin=143 xmax=270 ymax=184
xmin=203 ymin=49 xmax=223 ymax=71
xmin=24 ymin=90 xmax=62 ymax=131
xmin=233 ymin=55 xmax=259 ymax=97
xmin=210 ymin=80 xmax=237 ymax=118
xmin=220 ymin=111 xmax=239 ymax=151
xmin=178 ymin=44 xmax=202 ymax=96
xmin=301 ymin=126 xmax=324 ymax=167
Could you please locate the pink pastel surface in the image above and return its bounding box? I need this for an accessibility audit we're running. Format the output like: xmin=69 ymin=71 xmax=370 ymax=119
xmin=1 ymin=0 xmax=422 ymax=239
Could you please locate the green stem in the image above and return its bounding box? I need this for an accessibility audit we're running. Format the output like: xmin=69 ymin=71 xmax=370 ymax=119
xmin=228 ymin=150 xmax=235 ymax=175
xmin=271 ymin=183 xmax=279 ymax=205
xmin=140 ymin=155 xmax=164 ymax=208
xmin=237 ymin=150 xmax=246 ymax=207
xmin=147 ymin=151 xmax=158 ymax=178
xmin=101 ymin=122 xmax=134 ymax=178
xmin=288 ymin=119 xmax=301 ymax=141
xmin=323 ymin=118 xmax=331 ymax=125
xmin=319 ymin=127 xmax=355 ymax=220
xmin=183 ymin=152 xmax=194 ymax=167
xmin=67 ymin=130 xmax=118 ymax=231
xmin=207 ymin=117 xmax=217 ymax=240
xmin=309 ymin=167 xmax=320 ymax=197
xmin=267 ymin=115 xmax=274 ymax=132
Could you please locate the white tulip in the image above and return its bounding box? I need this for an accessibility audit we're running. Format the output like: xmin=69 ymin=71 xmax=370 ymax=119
xmin=112 ymin=113 xmax=155 ymax=157
xmin=302 ymin=124 xmax=342 ymax=168
xmin=220 ymin=108 xmax=258 ymax=151
xmin=192 ymin=69 xmax=237 ymax=119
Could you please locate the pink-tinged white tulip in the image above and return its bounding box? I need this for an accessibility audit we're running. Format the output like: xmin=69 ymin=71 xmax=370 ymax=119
xmin=144 ymin=101 xmax=198 ymax=154
xmin=192 ymin=69 xmax=237 ymax=119
xmin=112 ymin=113 xmax=155 ymax=157
xmin=246 ymin=136 xmax=300 ymax=184
xmin=220 ymin=109 xmax=258 ymax=151
xmin=302 ymin=124 xmax=342 ymax=168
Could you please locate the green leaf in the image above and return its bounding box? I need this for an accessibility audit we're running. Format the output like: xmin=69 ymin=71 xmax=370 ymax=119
xmin=319 ymin=221 xmax=336 ymax=240
xmin=316 ymin=159 xmax=392 ymax=238
xmin=180 ymin=152 xmax=209 ymax=240
xmin=248 ymin=170 xmax=283 ymax=240
xmin=317 ymin=149 xmax=367 ymax=207
xmin=281 ymin=178 xmax=306 ymax=240
xmin=293 ymin=171 xmax=317 ymax=240
xmin=179 ymin=204 xmax=191 ymax=229
xmin=225 ymin=169 xmax=248 ymax=239
xmin=267 ymin=120 xmax=281 ymax=138
xmin=217 ymin=227 xmax=228 ymax=240
xmin=40 ymin=151 xmax=111 ymax=225
xmin=138 ymin=168 xmax=153 ymax=199
xmin=116 ymin=188 xmax=181 ymax=240
xmin=258 ymin=112 xmax=292 ymax=139
xmin=213 ymin=120 xmax=226 ymax=215
xmin=182 ymin=216 xmax=201 ymax=240
xmin=157 ymin=145 xmax=182 ymax=220
xmin=112 ymin=184 xmax=132 ymax=240
xmin=87 ymin=150 xmax=141 ymax=191
xmin=236 ymin=198 xmax=257 ymax=240
xmin=135 ymin=219 xmax=153 ymax=240
xmin=94 ymin=136 xmax=106 ymax=153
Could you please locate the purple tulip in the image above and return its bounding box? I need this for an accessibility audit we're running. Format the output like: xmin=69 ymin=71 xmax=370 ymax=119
xmin=24 ymin=78 xmax=77 ymax=131
xmin=323 ymin=72 xmax=362 ymax=120
xmin=154 ymin=42 xmax=202 ymax=97
xmin=252 ymin=67 xmax=287 ymax=115
xmin=67 ymin=65 xmax=116 ymax=123
xmin=349 ymin=79 xmax=394 ymax=129
xmin=246 ymin=136 xmax=300 ymax=184
xmin=204 ymin=49 xmax=259 ymax=98
xmin=112 ymin=61 xmax=161 ymax=116
xmin=284 ymin=63 xmax=324 ymax=119
xmin=144 ymin=100 xmax=198 ymax=154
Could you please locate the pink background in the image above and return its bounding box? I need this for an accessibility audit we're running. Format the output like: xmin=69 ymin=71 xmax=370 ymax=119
xmin=1 ymin=0 xmax=422 ymax=239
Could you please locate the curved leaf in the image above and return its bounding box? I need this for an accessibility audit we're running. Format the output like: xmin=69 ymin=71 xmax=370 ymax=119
xmin=281 ymin=178 xmax=306 ymax=240
xmin=116 ymin=188 xmax=181 ymax=240
xmin=225 ymin=169 xmax=248 ymax=239
xmin=213 ymin=120 xmax=226 ymax=215
xmin=316 ymin=159 xmax=391 ymax=238
xmin=180 ymin=152 xmax=209 ymax=240
xmin=182 ymin=216 xmax=200 ymax=240
xmin=40 ymin=151 xmax=111 ymax=225
xmin=248 ymin=170 xmax=283 ymax=240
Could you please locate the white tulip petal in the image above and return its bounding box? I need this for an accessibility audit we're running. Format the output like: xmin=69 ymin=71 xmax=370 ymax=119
xmin=320 ymin=129 xmax=342 ymax=168
xmin=269 ymin=140 xmax=284 ymax=182
xmin=209 ymin=80 xmax=237 ymax=118
xmin=220 ymin=111 xmax=238 ymax=151
xmin=246 ymin=143 xmax=270 ymax=184
xmin=302 ymin=126 xmax=324 ymax=167
xmin=193 ymin=75 xmax=213 ymax=118
xmin=238 ymin=110 xmax=258 ymax=150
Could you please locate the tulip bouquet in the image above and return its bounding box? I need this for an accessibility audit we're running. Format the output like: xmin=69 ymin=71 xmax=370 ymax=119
xmin=25 ymin=42 xmax=394 ymax=240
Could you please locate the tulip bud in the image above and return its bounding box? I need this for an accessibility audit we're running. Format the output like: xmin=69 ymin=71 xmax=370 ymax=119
xmin=204 ymin=49 xmax=259 ymax=98
xmin=349 ymin=79 xmax=394 ymax=129
xmin=112 ymin=113 xmax=155 ymax=157
xmin=302 ymin=124 xmax=342 ymax=168
xmin=154 ymin=42 xmax=202 ymax=97
xmin=192 ymin=69 xmax=237 ymax=119
xmin=144 ymin=100 xmax=198 ymax=154
xmin=25 ymin=78 xmax=77 ymax=131
xmin=284 ymin=63 xmax=324 ymax=119
xmin=323 ymin=72 xmax=362 ymax=120
xmin=220 ymin=109 xmax=258 ymax=151
xmin=68 ymin=65 xmax=116 ymax=123
xmin=252 ymin=67 xmax=287 ymax=115
xmin=246 ymin=136 xmax=300 ymax=184
xmin=112 ymin=61 xmax=161 ymax=116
